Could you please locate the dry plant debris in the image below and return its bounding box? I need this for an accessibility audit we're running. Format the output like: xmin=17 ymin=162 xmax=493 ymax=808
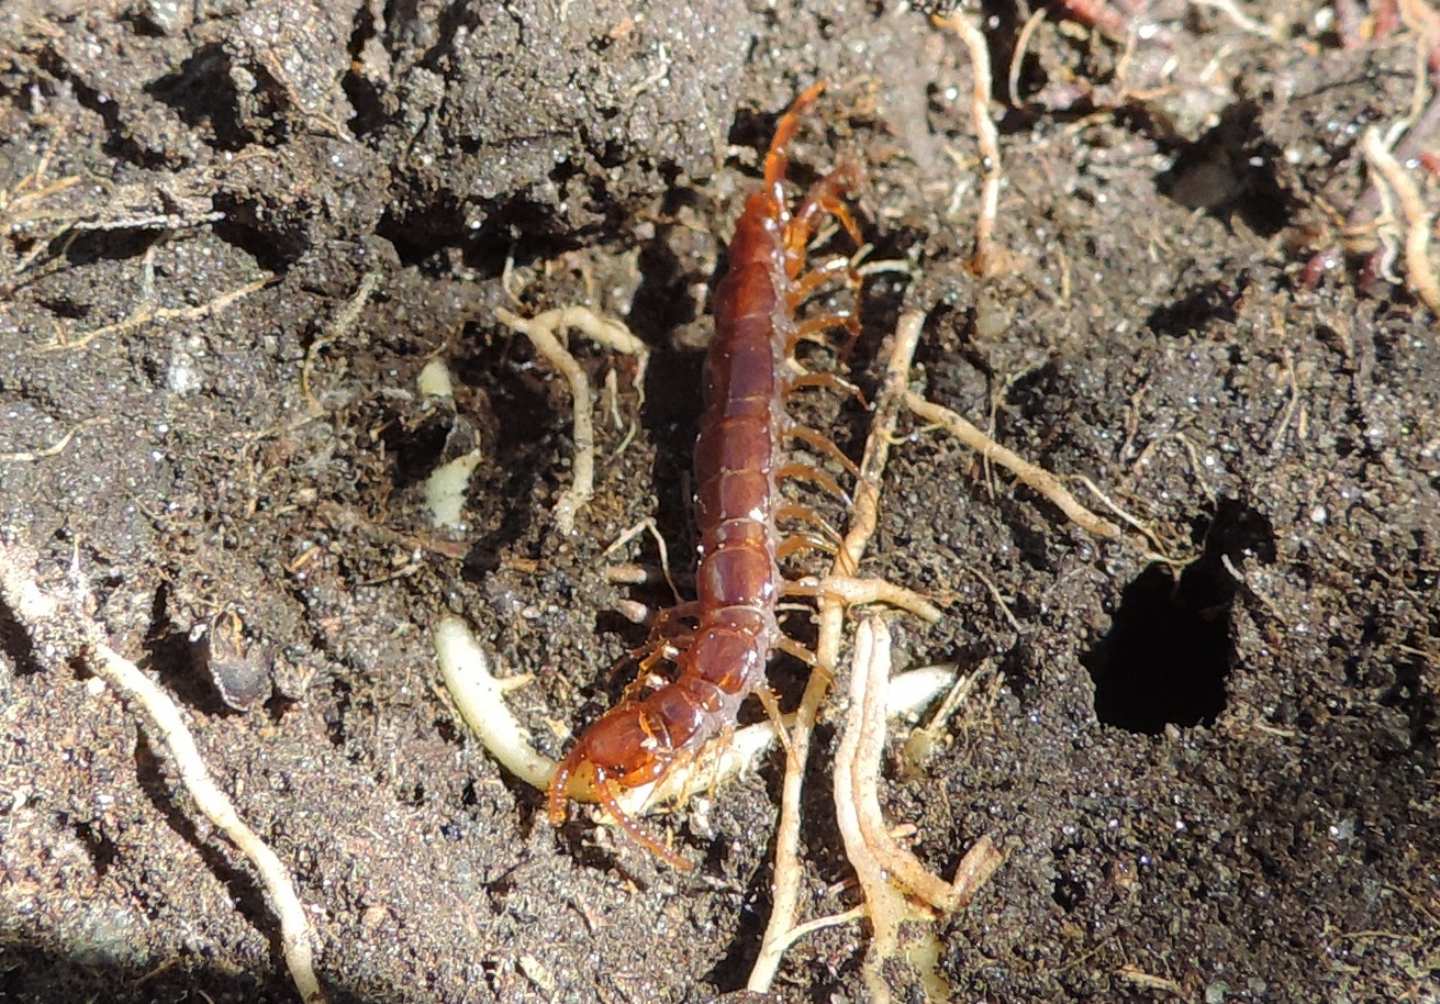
xmin=0 ymin=539 xmax=327 ymax=1004
xmin=494 ymin=305 xmax=650 ymax=534
xmin=0 ymin=416 xmax=110 ymax=463
xmin=36 ymin=272 xmax=275 ymax=353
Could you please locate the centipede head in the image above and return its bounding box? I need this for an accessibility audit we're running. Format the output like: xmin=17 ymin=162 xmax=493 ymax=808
xmin=547 ymin=709 xmax=694 ymax=870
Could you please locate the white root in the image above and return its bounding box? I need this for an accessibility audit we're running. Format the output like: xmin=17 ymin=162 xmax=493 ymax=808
xmin=934 ymin=12 xmax=1006 ymax=276
xmin=433 ymin=616 xmax=554 ymax=791
xmin=835 ymin=617 xmax=1002 ymax=1002
xmin=494 ymin=305 xmax=649 ymax=534
xmin=748 ymin=309 xmax=928 ymax=992
xmin=0 ymin=540 xmax=327 ymax=1004
xmin=1360 ymin=126 xmax=1440 ymax=318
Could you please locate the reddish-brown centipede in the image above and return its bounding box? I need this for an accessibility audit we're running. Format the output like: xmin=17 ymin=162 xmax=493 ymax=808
xmin=547 ymin=82 xmax=864 ymax=869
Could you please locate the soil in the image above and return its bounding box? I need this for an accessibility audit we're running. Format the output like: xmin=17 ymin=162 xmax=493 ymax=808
xmin=1 ymin=2 xmax=1437 ymax=1003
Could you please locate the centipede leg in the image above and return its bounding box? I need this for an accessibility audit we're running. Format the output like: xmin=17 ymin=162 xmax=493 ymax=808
xmin=784 ymin=312 xmax=860 ymax=358
xmin=776 ymin=533 xmax=839 ymax=562
xmin=782 ymin=371 xmax=866 ymax=406
xmin=786 ymin=425 xmax=862 ymax=478
xmin=787 ymin=255 xmax=853 ymax=309
xmin=775 ymin=504 xmax=856 ymax=574
xmin=774 ymin=634 xmax=835 ymax=688
xmin=774 ymin=504 xmax=843 ymax=542
xmin=594 ymin=770 xmax=693 ymax=871
xmin=775 ymin=462 xmax=852 ymax=506
xmin=751 ymin=684 xmax=799 ymax=770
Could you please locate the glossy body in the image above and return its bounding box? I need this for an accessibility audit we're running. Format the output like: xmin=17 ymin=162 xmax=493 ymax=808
xmin=547 ymin=83 xmax=858 ymax=867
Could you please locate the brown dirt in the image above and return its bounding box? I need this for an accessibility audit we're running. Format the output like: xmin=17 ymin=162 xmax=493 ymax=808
xmin=1 ymin=2 xmax=1437 ymax=1002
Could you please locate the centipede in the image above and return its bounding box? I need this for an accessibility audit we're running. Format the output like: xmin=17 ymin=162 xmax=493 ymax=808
xmin=546 ymin=82 xmax=865 ymax=869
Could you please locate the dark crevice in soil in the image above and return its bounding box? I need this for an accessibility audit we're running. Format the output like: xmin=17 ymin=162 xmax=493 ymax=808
xmin=211 ymin=196 xmax=310 ymax=272
xmin=60 ymin=228 xmax=164 ymax=269
xmin=341 ymin=1 xmax=389 ymax=139
xmin=34 ymin=53 xmax=172 ymax=169
xmin=146 ymin=43 xmax=255 ymax=152
xmin=376 ymin=193 xmax=593 ymax=276
xmin=1084 ymin=498 xmax=1275 ymax=734
xmin=142 ymin=582 xmax=229 ymax=716
xmin=68 ymin=818 xmax=118 ymax=878
xmin=0 ymin=592 xmax=43 ymax=678
xmin=452 ymin=334 xmax=559 ymax=577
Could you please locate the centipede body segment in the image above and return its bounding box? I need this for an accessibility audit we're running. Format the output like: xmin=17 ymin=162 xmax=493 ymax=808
xmin=546 ymin=83 xmax=864 ymax=868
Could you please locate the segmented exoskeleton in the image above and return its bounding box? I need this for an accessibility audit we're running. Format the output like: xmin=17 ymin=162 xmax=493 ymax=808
xmin=547 ymin=83 xmax=865 ymax=868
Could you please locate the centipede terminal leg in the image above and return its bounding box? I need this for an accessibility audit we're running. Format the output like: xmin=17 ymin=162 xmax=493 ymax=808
xmin=762 ymin=81 xmax=828 ymax=190
xmin=785 ymin=163 xmax=866 ymax=262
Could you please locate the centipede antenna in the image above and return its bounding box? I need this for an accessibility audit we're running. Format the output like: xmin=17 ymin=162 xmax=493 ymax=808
xmin=547 ymin=756 xmax=576 ymax=826
xmin=764 ymin=81 xmax=827 ymax=191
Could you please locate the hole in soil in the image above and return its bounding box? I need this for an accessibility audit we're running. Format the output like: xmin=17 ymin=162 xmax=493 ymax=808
xmin=71 ymin=819 xmax=118 ymax=878
xmin=1084 ymin=499 xmax=1274 ymax=734
xmin=1156 ymin=100 xmax=1295 ymax=237
xmin=1052 ymin=871 xmax=1084 ymax=912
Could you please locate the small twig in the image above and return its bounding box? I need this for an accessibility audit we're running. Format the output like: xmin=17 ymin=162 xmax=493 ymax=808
xmin=600 ymin=517 xmax=680 ymax=606
xmin=1361 ymin=126 xmax=1440 ymax=317
xmin=934 ymin=12 xmax=1006 ymax=276
xmin=1270 ymin=343 xmax=1302 ymax=453
xmin=966 ymin=565 xmax=1025 ymax=637
xmin=0 ymin=416 xmax=109 ymax=462
xmin=1188 ymin=0 xmax=1284 ymax=41
xmin=0 ymin=540 xmax=327 ymax=1004
xmin=494 ymin=305 xmax=649 ymax=534
xmin=37 ymin=274 xmax=275 ymax=352
xmin=301 ymin=271 xmax=381 ymax=414
xmin=1009 ymin=8 xmax=1047 ymax=107
xmin=1070 ymin=475 xmax=1176 ymax=561
xmin=903 ymin=390 xmax=1125 ymax=541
